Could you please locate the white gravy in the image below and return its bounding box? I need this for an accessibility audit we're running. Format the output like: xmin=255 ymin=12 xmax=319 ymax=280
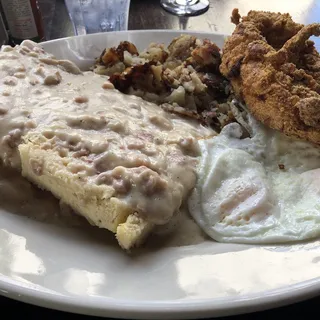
xmin=0 ymin=40 xmax=211 ymax=246
xmin=0 ymin=165 xmax=207 ymax=247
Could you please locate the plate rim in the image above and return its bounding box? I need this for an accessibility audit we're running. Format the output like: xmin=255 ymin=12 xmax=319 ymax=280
xmin=40 ymin=29 xmax=228 ymax=46
xmin=1 ymin=272 xmax=319 ymax=319
xmin=1 ymin=29 xmax=319 ymax=319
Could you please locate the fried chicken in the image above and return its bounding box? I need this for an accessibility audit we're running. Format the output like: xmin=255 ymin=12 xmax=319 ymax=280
xmin=220 ymin=9 xmax=320 ymax=145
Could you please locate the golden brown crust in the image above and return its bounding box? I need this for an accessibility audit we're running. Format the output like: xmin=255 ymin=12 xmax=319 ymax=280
xmin=230 ymin=8 xmax=241 ymax=25
xmin=220 ymin=10 xmax=320 ymax=145
xmin=99 ymin=41 xmax=139 ymax=66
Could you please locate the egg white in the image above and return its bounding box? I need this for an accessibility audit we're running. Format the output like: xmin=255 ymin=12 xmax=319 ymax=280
xmin=189 ymin=116 xmax=320 ymax=243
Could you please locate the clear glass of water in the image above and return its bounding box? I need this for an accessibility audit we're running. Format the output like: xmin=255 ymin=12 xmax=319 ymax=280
xmin=65 ymin=0 xmax=131 ymax=35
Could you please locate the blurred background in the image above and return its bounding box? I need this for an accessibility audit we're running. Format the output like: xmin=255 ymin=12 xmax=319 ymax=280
xmin=50 ymin=0 xmax=319 ymax=38
xmin=0 ymin=0 xmax=319 ymax=46
xmin=51 ymin=0 xmax=320 ymax=49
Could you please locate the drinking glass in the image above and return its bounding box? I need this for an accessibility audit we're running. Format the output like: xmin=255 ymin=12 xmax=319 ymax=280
xmin=65 ymin=0 xmax=130 ymax=35
xmin=160 ymin=0 xmax=209 ymax=16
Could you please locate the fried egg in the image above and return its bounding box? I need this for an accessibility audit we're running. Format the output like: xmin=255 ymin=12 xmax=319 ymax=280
xmin=189 ymin=116 xmax=320 ymax=243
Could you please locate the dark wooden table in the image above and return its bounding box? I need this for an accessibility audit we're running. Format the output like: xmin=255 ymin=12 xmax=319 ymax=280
xmin=1 ymin=0 xmax=320 ymax=318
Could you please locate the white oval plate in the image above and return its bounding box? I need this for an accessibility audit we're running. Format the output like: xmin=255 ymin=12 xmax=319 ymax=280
xmin=0 ymin=30 xmax=319 ymax=319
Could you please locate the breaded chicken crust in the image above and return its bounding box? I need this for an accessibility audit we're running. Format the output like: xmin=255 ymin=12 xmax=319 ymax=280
xmin=220 ymin=9 xmax=320 ymax=145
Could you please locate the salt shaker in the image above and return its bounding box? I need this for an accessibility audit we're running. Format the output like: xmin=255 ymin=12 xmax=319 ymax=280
xmin=0 ymin=0 xmax=45 ymax=44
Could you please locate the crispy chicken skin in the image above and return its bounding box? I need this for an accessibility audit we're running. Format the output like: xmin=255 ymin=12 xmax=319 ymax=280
xmin=220 ymin=9 xmax=320 ymax=145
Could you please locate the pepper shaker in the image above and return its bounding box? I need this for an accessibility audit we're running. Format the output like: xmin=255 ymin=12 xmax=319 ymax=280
xmin=0 ymin=0 xmax=45 ymax=45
